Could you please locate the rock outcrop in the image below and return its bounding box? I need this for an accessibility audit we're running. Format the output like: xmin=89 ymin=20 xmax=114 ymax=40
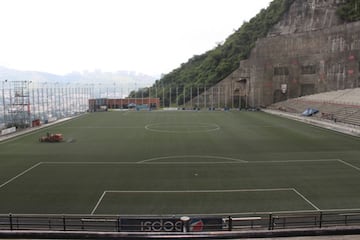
xmin=188 ymin=0 xmax=359 ymax=109
xmin=218 ymin=0 xmax=360 ymax=108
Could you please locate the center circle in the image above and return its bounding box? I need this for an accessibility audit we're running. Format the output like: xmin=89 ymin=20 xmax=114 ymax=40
xmin=145 ymin=122 xmax=220 ymax=133
xmin=140 ymin=155 xmax=246 ymax=163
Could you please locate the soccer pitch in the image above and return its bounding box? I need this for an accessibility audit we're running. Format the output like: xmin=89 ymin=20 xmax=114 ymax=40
xmin=0 ymin=110 xmax=359 ymax=216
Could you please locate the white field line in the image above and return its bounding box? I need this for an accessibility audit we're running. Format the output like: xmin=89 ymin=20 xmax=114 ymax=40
xmin=36 ymin=158 xmax=360 ymax=171
xmin=139 ymin=162 xmax=246 ymax=164
xmin=138 ymin=155 xmax=247 ymax=163
xmin=236 ymin=207 xmax=360 ymax=215
xmin=42 ymin=162 xmax=137 ymax=165
xmin=41 ymin=161 xmax=246 ymax=165
xmin=1 ymin=158 xmax=355 ymax=215
xmin=91 ymin=191 xmax=107 ymax=215
xmin=291 ymin=188 xmax=320 ymax=211
xmin=0 ymin=162 xmax=42 ymax=189
xmin=249 ymin=159 xmax=341 ymax=163
xmin=337 ymin=159 xmax=360 ymax=172
xmin=0 ymin=131 xmax=39 ymax=144
xmin=250 ymin=159 xmax=360 ymax=176
xmin=88 ymin=208 xmax=360 ymax=217
xmin=144 ymin=123 xmax=220 ymax=133
xmin=0 ymin=115 xmax=83 ymax=144
xmin=63 ymin=126 xmax=144 ymax=129
xmin=105 ymin=188 xmax=294 ymax=193
xmin=90 ymin=188 xmax=318 ymax=215
xmin=0 ymin=128 xmax=54 ymax=144
xmin=39 ymin=158 xmax=345 ymax=166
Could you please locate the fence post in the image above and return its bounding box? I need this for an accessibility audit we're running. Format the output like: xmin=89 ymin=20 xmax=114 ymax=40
xmin=268 ymin=213 xmax=272 ymax=230
xmin=228 ymin=216 xmax=232 ymax=231
xmin=319 ymin=211 xmax=323 ymax=228
xmin=62 ymin=215 xmax=66 ymax=231
xmin=9 ymin=213 xmax=13 ymax=231
xmin=345 ymin=215 xmax=348 ymax=225
xmin=117 ymin=216 xmax=120 ymax=232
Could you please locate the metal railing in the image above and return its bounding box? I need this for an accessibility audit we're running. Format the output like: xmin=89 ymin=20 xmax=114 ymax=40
xmin=2 ymin=211 xmax=360 ymax=234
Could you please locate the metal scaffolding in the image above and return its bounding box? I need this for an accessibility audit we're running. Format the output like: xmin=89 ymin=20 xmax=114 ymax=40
xmin=6 ymin=81 xmax=31 ymax=128
xmin=0 ymin=80 xmax=92 ymax=130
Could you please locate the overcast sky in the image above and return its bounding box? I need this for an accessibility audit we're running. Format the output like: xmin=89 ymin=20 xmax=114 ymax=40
xmin=0 ymin=0 xmax=272 ymax=76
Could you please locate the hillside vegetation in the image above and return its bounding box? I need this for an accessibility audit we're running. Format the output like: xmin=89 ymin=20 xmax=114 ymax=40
xmin=131 ymin=0 xmax=360 ymax=106
xmin=337 ymin=0 xmax=360 ymax=22
xmin=130 ymin=0 xmax=295 ymax=104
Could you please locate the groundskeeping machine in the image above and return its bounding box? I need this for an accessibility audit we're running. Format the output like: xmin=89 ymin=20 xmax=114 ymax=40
xmin=39 ymin=133 xmax=63 ymax=143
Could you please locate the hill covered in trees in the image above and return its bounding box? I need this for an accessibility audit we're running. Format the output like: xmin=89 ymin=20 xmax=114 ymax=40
xmin=130 ymin=0 xmax=358 ymax=105
xmin=337 ymin=0 xmax=360 ymax=22
xmin=130 ymin=0 xmax=295 ymax=102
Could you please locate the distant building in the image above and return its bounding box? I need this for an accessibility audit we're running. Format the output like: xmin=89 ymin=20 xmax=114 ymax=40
xmin=88 ymin=98 xmax=160 ymax=111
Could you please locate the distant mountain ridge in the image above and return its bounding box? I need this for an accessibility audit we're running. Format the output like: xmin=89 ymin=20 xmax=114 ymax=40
xmin=0 ymin=66 xmax=63 ymax=83
xmin=0 ymin=66 xmax=157 ymax=90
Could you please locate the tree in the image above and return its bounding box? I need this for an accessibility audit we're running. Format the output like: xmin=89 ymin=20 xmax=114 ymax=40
xmin=132 ymin=0 xmax=296 ymax=105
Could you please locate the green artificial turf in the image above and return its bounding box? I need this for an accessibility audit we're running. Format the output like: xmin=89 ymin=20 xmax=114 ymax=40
xmin=0 ymin=111 xmax=359 ymax=215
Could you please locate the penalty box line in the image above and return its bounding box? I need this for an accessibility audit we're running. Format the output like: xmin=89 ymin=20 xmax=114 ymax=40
xmin=1 ymin=159 xmax=359 ymax=188
xmin=2 ymin=159 xmax=358 ymax=190
xmin=1 ymin=159 xmax=359 ymax=214
xmin=0 ymin=162 xmax=42 ymax=189
xmin=90 ymin=188 xmax=319 ymax=215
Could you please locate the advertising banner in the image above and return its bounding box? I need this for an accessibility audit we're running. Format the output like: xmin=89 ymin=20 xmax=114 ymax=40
xmin=119 ymin=217 xmax=223 ymax=232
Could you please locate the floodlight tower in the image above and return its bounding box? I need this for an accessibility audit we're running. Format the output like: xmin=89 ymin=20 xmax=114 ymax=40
xmin=8 ymin=80 xmax=31 ymax=128
xmin=1 ymin=80 xmax=8 ymax=126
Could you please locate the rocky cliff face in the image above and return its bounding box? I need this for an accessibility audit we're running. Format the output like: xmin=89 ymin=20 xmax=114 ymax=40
xmin=269 ymin=0 xmax=346 ymax=36
xmin=238 ymin=0 xmax=360 ymax=107
xmin=188 ymin=0 xmax=359 ymax=109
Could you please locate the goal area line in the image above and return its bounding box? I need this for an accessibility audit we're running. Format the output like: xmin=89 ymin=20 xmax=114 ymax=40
xmin=90 ymin=188 xmax=319 ymax=215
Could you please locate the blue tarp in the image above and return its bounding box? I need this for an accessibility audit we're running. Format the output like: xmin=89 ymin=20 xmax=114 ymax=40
xmin=302 ymin=108 xmax=319 ymax=116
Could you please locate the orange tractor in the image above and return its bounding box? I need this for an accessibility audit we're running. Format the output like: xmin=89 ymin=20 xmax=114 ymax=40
xmin=39 ymin=133 xmax=64 ymax=142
